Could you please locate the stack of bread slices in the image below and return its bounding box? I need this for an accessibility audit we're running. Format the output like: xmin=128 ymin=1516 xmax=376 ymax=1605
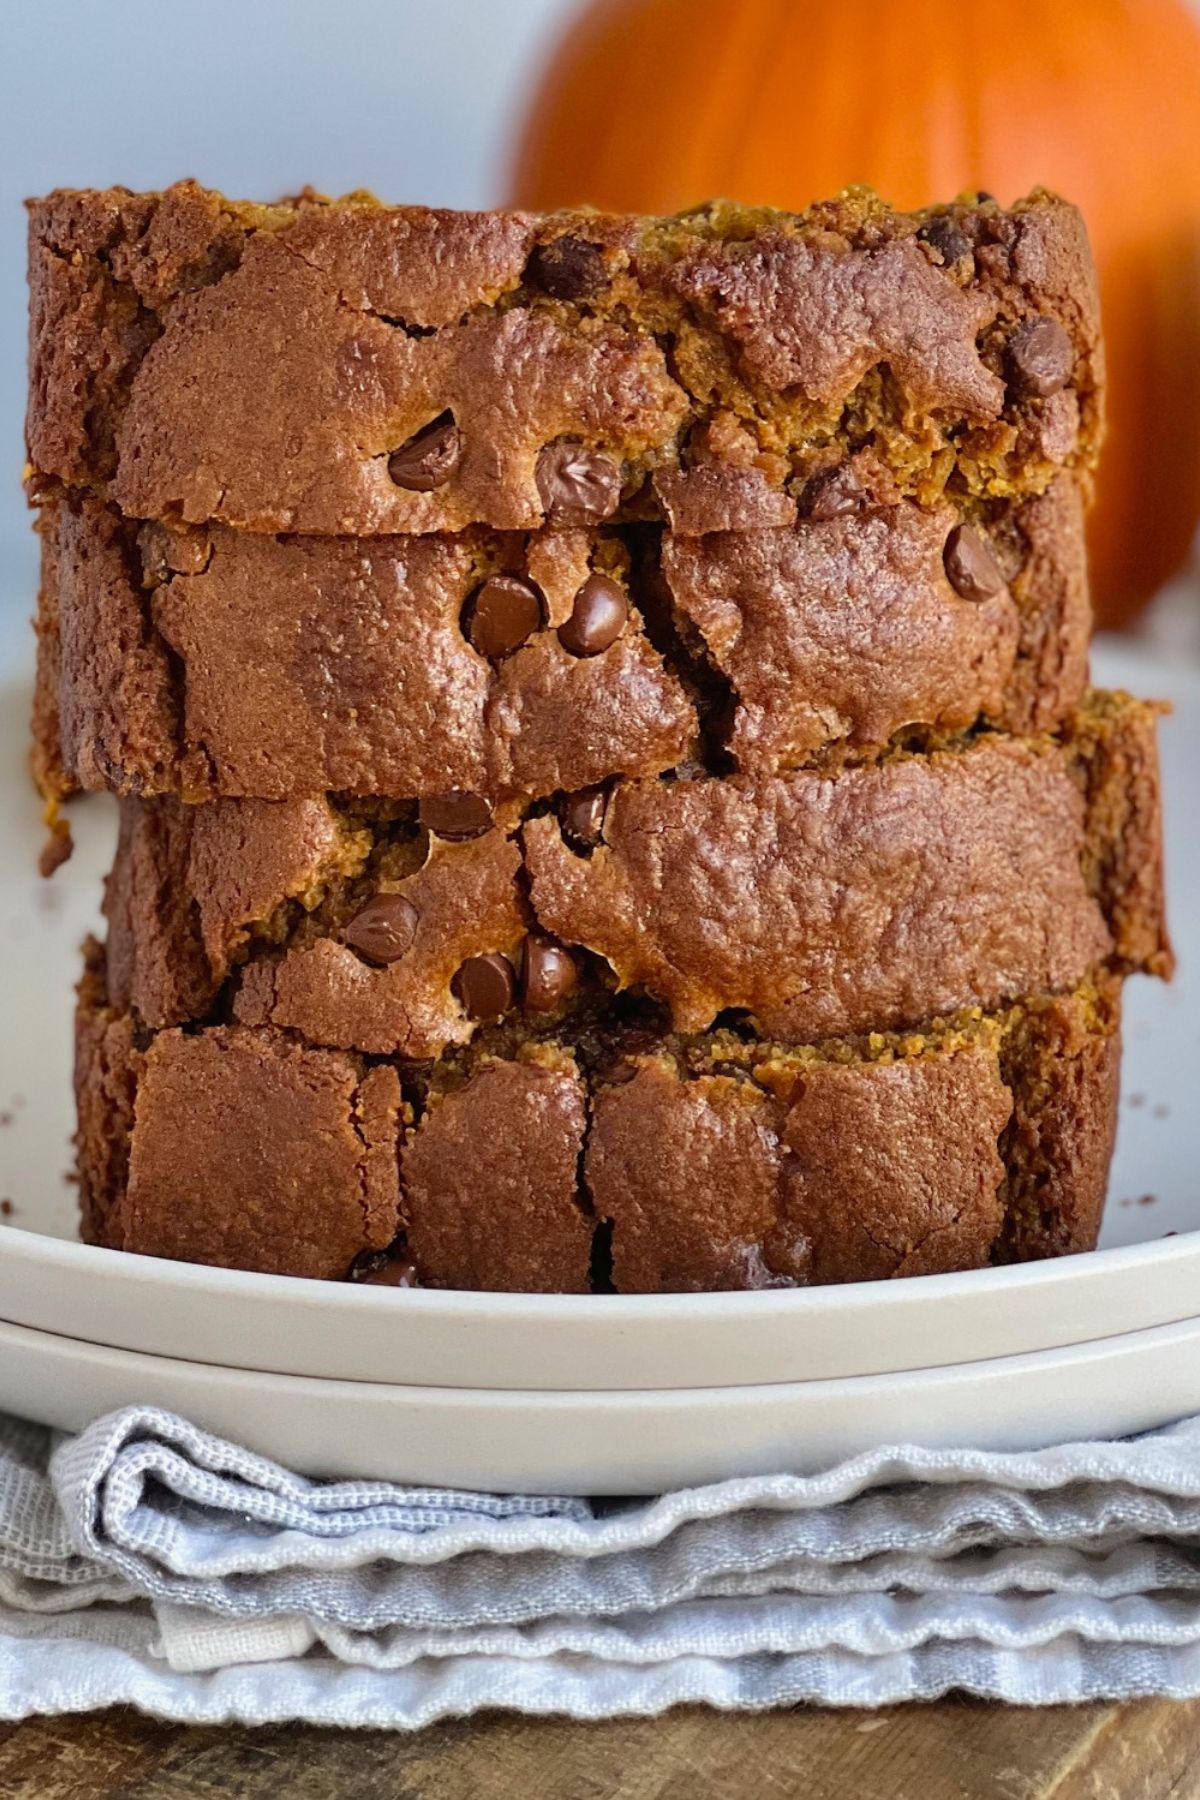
xmin=26 ymin=180 xmax=1170 ymax=1293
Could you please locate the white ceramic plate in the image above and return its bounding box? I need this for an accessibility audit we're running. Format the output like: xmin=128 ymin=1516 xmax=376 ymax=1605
xmin=0 ymin=636 xmax=1195 ymax=1392
xmin=5 ymin=1310 xmax=1200 ymax=1492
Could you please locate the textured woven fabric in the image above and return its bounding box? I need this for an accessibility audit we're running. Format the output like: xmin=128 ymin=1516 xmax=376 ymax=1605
xmin=5 ymin=1406 xmax=1200 ymax=1723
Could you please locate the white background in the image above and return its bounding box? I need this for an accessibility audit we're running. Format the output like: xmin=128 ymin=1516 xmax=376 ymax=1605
xmin=0 ymin=0 xmax=574 ymax=588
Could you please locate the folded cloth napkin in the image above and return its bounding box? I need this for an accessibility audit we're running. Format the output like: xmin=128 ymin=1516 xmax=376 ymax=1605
xmin=7 ymin=1406 xmax=1200 ymax=1725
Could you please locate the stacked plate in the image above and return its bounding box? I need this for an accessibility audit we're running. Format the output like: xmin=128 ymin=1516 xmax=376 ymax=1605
xmin=1 ymin=635 xmax=1195 ymax=1495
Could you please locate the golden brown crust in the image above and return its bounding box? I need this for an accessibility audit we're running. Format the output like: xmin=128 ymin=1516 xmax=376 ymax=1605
xmin=120 ymin=1034 xmax=401 ymax=1279
xmin=90 ymin=235 xmax=687 ymax=535
xmin=75 ymin=938 xmax=403 ymax=1279
xmin=586 ymin=1065 xmax=784 ymax=1291
xmin=403 ymin=1055 xmax=592 ymax=1292
xmin=103 ymin=792 xmax=359 ymax=1026
xmin=660 ymin=490 xmax=1077 ymax=766
xmin=1001 ymin=477 xmax=1092 ymax=734
xmin=73 ymin=940 xmax=141 ymax=1250
xmin=232 ymin=829 xmax=527 ymax=1059
xmin=34 ymin=502 xmax=178 ymax=800
xmin=588 ymin=1043 xmax=1013 ymax=1291
xmin=996 ymin=982 xmax=1123 ymax=1262
xmin=1067 ymin=693 xmax=1174 ymax=978
xmin=587 ymin=982 xmax=1121 ymax=1293
xmin=527 ymin=698 xmax=1160 ymax=1043
xmin=39 ymin=182 xmax=1152 ymax=1298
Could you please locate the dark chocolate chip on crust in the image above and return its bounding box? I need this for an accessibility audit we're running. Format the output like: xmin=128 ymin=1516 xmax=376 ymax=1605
xmin=526 ymin=235 xmax=608 ymax=301
xmin=536 ymin=442 xmax=622 ymax=526
xmin=798 ymin=463 xmax=869 ymax=521
xmin=419 ymin=792 xmax=494 ymax=839
xmin=464 ymin=575 xmax=544 ymax=659
xmin=916 ymin=216 xmax=973 ymax=267
xmin=562 ymin=783 xmax=610 ymax=849
xmin=944 ymin=524 xmax=1005 ymax=601
xmin=388 ymin=414 xmax=463 ymax=491
xmin=348 ymin=1246 xmax=419 ymax=1286
xmin=558 ymin=573 xmax=628 ymax=656
xmin=1006 ymin=317 xmax=1074 ymax=399
xmin=343 ymin=893 xmax=419 ymax=966
xmin=452 ymin=952 xmax=516 ymax=1020
xmin=140 ymin=523 xmax=213 ymax=583
xmin=521 ymin=936 xmax=578 ymax=1012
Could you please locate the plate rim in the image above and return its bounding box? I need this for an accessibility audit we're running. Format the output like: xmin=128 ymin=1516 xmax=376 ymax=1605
xmin=8 ymin=1308 xmax=1200 ymax=1491
xmin=3 ymin=1215 xmax=1200 ymax=1390
xmin=6 ymin=1303 xmax=1200 ymax=1400
xmin=3 ymin=1209 xmax=1199 ymax=1320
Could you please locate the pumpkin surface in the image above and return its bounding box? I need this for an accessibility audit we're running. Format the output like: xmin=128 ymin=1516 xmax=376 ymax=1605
xmin=512 ymin=0 xmax=1200 ymax=625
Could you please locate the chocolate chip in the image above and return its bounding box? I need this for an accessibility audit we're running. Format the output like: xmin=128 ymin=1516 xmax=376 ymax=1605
xmin=342 ymin=893 xmax=419 ymax=966
xmin=388 ymin=413 xmax=463 ymax=491
xmin=464 ymin=575 xmax=543 ymax=659
xmin=799 ymin=463 xmax=867 ymax=521
xmin=558 ymin=573 xmax=628 ymax=657
xmin=140 ymin=523 xmax=212 ymax=583
xmin=943 ymin=525 xmax=1004 ymax=601
xmin=536 ymin=442 xmax=622 ymax=525
xmin=563 ymin=783 xmax=610 ymax=848
xmin=1006 ymin=317 xmax=1074 ymax=399
xmin=452 ymin=952 xmax=516 ymax=1020
xmin=603 ymin=1060 xmax=640 ymax=1087
xmin=612 ymin=1025 xmax=662 ymax=1062
xmin=348 ymin=1247 xmax=419 ymax=1287
xmin=521 ymin=937 xmax=578 ymax=1012
xmin=916 ymin=216 xmax=972 ymax=267
xmin=419 ymin=791 xmax=493 ymax=839
xmin=527 ymin=235 xmax=608 ymax=301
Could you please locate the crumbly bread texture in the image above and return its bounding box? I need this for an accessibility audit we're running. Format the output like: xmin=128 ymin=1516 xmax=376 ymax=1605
xmin=76 ymin=940 xmax=1121 ymax=1291
xmin=27 ymin=182 xmax=1102 ymax=538
xmin=101 ymin=693 xmax=1169 ymax=1059
xmin=33 ymin=474 xmax=1090 ymax=803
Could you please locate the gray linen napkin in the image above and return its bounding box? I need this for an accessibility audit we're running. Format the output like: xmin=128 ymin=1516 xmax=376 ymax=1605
xmin=6 ymin=1405 xmax=1200 ymax=1724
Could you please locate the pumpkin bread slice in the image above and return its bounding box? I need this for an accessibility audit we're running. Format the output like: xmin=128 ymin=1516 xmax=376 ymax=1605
xmin=76 ymin=936 xmax=1121 ymax=1292
xmin=33 ymin=471 xmax=1090 ymax=804
xmin=28 ymin=182 xmax=1100 ymax=536
xmin=96 ymin=694 xmax=1166 ymax=1063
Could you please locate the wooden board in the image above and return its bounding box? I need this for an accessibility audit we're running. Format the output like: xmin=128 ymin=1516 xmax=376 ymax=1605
xmin=3 ymin=1700 xmax=1200 ymax=1799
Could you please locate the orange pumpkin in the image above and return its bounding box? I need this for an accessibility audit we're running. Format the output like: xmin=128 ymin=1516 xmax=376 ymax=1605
xmin=512 ymin=0 xmax=1200 ymax=627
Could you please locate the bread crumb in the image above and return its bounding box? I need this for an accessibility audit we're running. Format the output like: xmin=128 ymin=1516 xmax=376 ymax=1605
xmin=38 ymin=820 xmax=73 ymax=878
